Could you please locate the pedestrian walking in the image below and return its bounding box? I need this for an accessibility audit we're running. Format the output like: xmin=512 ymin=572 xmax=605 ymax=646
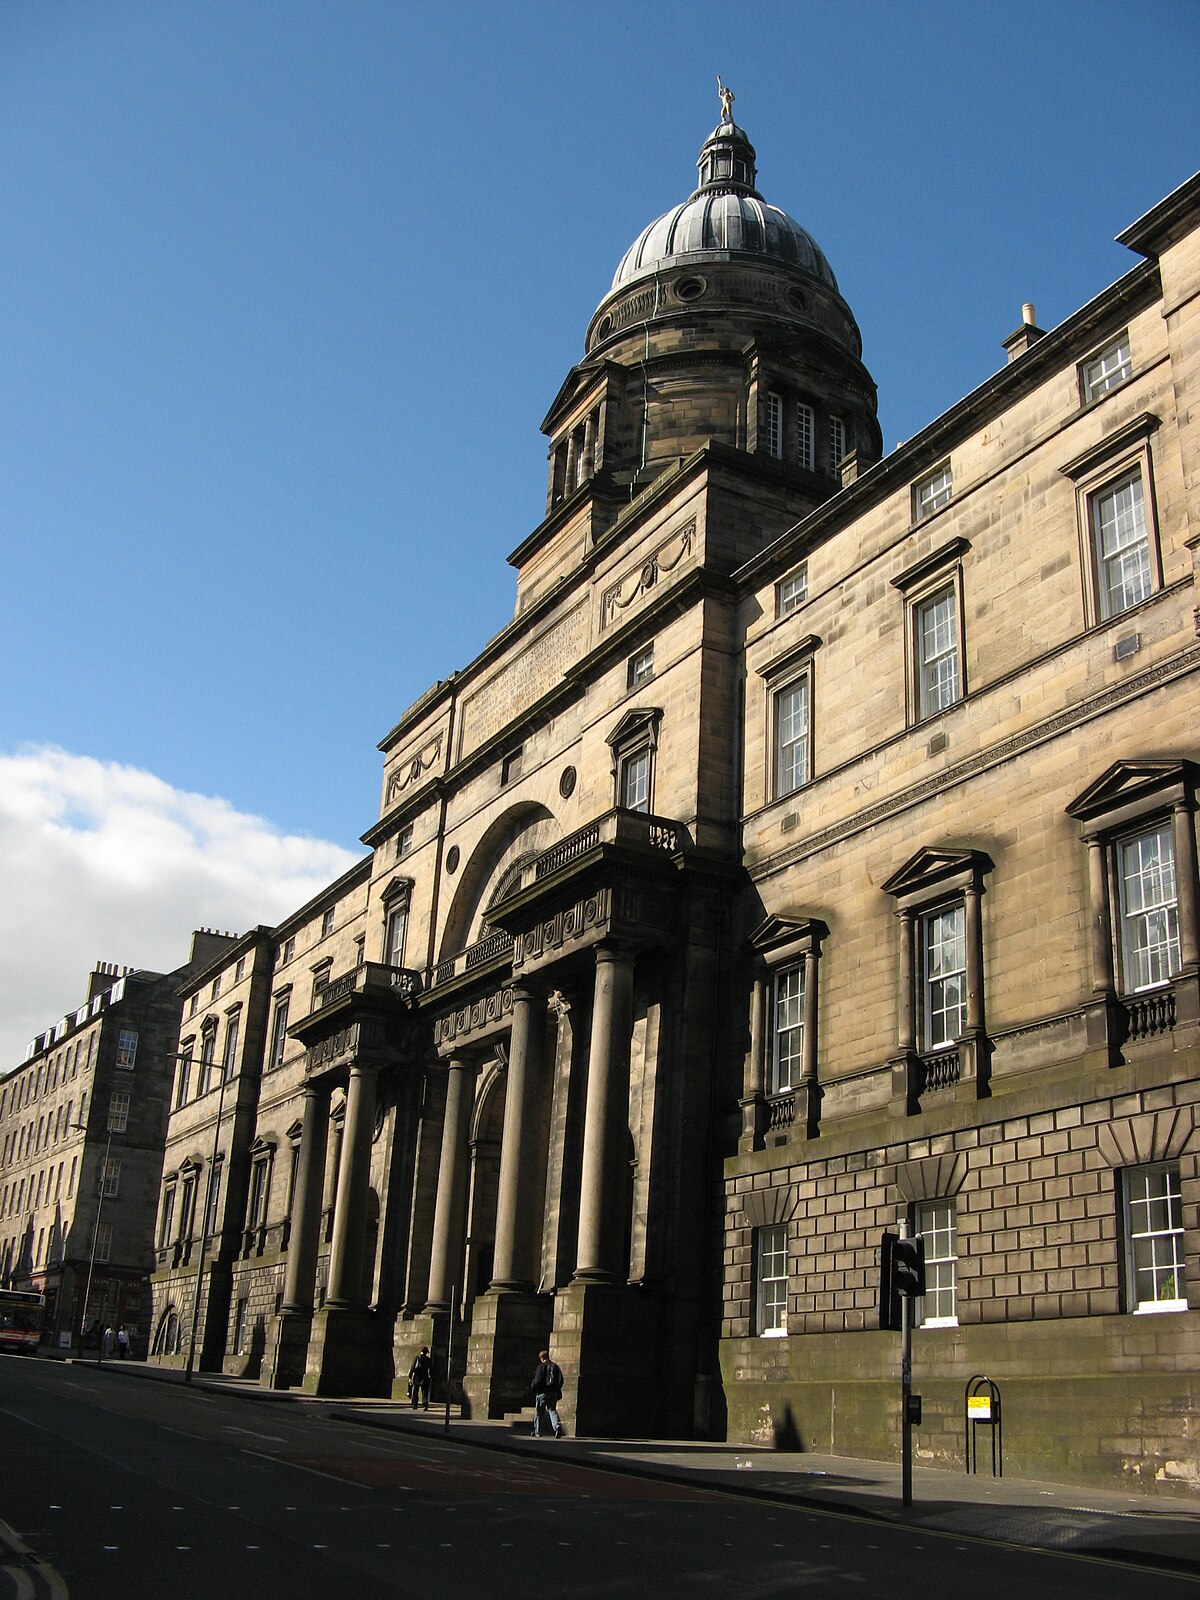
xmin=101 ymin=1325 xmax=115 ymax=1361
xmin=408 ymin=1345 xmax=432 ymax=1410
xmin=531 ymin=1349 xmax=564 ymax=1438
xmin=116 ymin=1325 xmax=130 ymax=1360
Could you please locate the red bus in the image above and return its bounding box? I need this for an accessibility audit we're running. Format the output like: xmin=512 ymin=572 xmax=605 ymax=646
xmin=0 ymin=1290 xmax=45 ymax=1354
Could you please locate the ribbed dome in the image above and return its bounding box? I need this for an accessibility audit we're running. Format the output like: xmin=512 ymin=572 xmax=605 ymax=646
xmin=610 ymin=121 xmax=838 ymax=293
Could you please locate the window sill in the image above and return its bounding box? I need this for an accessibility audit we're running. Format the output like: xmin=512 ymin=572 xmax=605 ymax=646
xmin=759 ymin=1327 xmax=788 ymax=1338
xmin=1133 ymin=1299 xmax=1188 ymax=1315
xmin=918 ymin=1316 xmax=959 ymax=1329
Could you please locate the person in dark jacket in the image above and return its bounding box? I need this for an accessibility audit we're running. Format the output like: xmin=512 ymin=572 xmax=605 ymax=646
xmin=408 ymin=1345 xmax=432 ymax=1409
xmin=531 ymin=1349 xmax=564 ymax=1438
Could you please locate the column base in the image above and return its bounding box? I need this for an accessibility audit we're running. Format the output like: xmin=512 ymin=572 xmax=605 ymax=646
xmin=463 ymin=1288 xmax=553 ymax=1420
xmin=550 ymin=1279 xmax=663 ymax=1438
xmin=260 ymin=1307 xmax=313 ymax=1391
xmin=300 ymin=1305 xmax=391 ymax=1397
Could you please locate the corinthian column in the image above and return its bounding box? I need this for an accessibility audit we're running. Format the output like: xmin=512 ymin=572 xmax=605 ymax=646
xmin=425 ymin=1057 xmax=477 ymax=1312
xmin=325 ymin=1060 xmax=379 ymax=1309
xmin=574 ymin=945 xmax=636 ymax=1283
xmin=490 ymin=986 xmax=545 ymax=1291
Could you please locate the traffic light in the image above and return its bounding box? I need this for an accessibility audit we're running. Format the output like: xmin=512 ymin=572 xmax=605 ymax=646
xmin=879 ymin=1231 xmax=926 ymax=1330
xmin=894 ymin=1234 xmax=926 ymax=1299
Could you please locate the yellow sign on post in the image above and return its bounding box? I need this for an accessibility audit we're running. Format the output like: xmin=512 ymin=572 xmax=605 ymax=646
xmin=968 ymin=1395 xmax=993 ymax=1420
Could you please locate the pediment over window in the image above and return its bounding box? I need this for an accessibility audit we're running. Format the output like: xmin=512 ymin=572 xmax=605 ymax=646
xmin=285 ymin=1119 xmax=303 ymax=1143
xmin=605 ymin=707 xmax=662 ymax=750
xmin=1067 ymin=759 xmax=1196 ymax=829
xmin=882 ymin=846 xmax=993 ymax=905
xmin=748 ymin=913 xmax=828 ymax=963
xmin=380 ymin=875 xmax=414 ymax=909
xmin=249 ymin=1136 xmax=276 ymax=1158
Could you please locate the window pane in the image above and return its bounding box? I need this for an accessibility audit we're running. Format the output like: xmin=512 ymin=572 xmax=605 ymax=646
xmin=621 ymin=748 xmax=650 ymax=812
xmin=916 ymin=1200 xmax=957 ymax=1323
xmin=796 ymin=402 xmax=814 ymax=470
xmin=766 ymin=392 xmax=783 ymax=459
xmin=923 ymin=905 xmax=966 ymax=1049
xmin=829 ymin=414 xmax=846 ymax=467
xmin=1082 ymin=335 xmax=1132 ymax=403
xmin=915 ymin=464 xmax=952 ymax=519
xmin=1093 ymin=472 xmax=1150 ymax=619
xmin=1126 ymin=1166 xmax=1186 ymax=1309
xmin=1119 ymin=826 xmax=1180 ymax=991
xmin=756 ymin=1223 xmax=788 ymax=1334
xmin=772 ymin=967 xmax=805 ymax=1093
xmin=269 ymin=998 xmax=290 ymax=1070
xmin=774 ymin=678 xmax=809 ymax=798
xmin=777 ymin=565 xmax=808 ymax=617
xmin=386 ymin=908 xmax=408 ymax=968
xmin=916 ymin=586 xmax=960 ymax=717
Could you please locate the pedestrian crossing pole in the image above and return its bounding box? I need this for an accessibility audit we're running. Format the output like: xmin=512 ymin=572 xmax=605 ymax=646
xmin=443 ymin=1287 xmax=455 ymax=1434
xmin=900 ymin=1219 xmax=913 ymax=1509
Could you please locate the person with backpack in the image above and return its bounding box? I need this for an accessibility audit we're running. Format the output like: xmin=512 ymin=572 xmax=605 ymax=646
xmin=408 ymin=1345 xmax=432 ymax=1410
xmin=531 ymin=1349 xmax=564 ymax=1437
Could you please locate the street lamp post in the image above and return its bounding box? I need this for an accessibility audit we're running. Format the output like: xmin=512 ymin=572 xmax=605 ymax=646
xmin=71 ymin=1117 xmax=120 ymax=1356
xmin=184 ymin=1058 xmax=232 ymax=1385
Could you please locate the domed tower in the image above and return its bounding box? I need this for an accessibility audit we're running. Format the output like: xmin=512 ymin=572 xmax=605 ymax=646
xmin=534 ymin=111 xmax=881 ymax=571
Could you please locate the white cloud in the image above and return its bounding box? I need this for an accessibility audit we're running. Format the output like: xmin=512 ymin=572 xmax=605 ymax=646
xmin=0 ymin=745 xmax=361 ymax=1070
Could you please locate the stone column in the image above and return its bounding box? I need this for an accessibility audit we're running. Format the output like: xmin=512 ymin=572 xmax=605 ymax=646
xmin=1085 ymin=835 xmax=1115 ymax=993
xmin=964 ymin=881 xmax=986 ymax=1034
xmin=1172 ymin=799 xmax=1200 ymax=973
xmin=325 ymin=1061 xmax=379 ymax=1310
xmin=897 ymin=909 xmax=915 ymax=1052
xmin=738 ymin=970 xmax=768 ymax=1152
xmin=491 ymin=985 xmax=545 ymax=1291
xmin=798 ymin=946 xmax=822 ymax=1137
xmin=280 ymin=1078 xmax=333 ymax=1314
xmin=426 ymin=1056 xmax=476 ymax=1312
xmin=574 ymin=945 xmax=636 ymax=1283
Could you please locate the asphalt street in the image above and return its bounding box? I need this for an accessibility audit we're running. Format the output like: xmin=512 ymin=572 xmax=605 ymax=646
xmin=0 ymin=1356 xmax=1196 ymax=1598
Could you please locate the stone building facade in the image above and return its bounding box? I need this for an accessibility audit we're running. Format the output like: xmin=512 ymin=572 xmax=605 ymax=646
xmin=0 ymin=932 xmax=233 ymax=1350
xmin=145 ymin=115 xmax=1199 ymax=1492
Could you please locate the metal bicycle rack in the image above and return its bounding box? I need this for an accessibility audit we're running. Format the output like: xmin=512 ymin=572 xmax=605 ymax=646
xmin=964 ymin=1374 xmax=1002 ymax=1477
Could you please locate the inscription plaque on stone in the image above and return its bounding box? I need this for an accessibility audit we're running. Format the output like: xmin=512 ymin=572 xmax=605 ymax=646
xmin=459 ymin=605 xmax=588 ymax=756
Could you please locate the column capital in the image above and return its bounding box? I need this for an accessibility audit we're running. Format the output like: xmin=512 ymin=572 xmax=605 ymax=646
xmin=594 ymin=940 xmax=638 ymax=968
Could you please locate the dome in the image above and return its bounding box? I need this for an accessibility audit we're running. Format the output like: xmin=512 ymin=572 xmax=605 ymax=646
xmin=609 ymin=121 xmax=838 ymax=294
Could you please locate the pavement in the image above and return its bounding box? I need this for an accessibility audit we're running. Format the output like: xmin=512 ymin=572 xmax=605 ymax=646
xmin=19 ymin=1355 xmax=1200 ymax=1581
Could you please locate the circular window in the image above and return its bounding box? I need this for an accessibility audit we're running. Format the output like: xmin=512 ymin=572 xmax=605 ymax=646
xmin=675 ymin=276 xmax=707 ymax=303
xmin=595 ymin=314 xmax=613 ymax=342
xmin=445 ymin=845 xmax=460 ymax=874
xmin=559 ymin=765 xmax=577 ymax=799
xmin=786 ymin=287 xmax=809 ymax=315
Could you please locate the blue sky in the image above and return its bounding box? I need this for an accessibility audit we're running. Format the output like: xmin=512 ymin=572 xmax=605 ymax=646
xmin=0 ymin=0 xmax=1196 ymax=1063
